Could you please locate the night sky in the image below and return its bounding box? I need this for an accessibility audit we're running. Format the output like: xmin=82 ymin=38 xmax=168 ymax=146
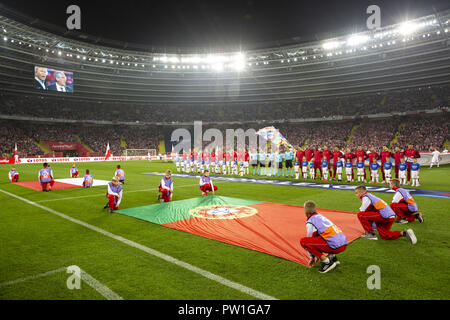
xmin=1 ymin=0 xmax=449 ymax=49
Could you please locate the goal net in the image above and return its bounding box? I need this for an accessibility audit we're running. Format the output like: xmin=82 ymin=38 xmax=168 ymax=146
xmin=124 ymin=149 xmax=157 ymax=157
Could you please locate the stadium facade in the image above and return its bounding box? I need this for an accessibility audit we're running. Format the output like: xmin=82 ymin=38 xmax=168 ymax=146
xmin=0 ymin=8 xmax=449 ymax=104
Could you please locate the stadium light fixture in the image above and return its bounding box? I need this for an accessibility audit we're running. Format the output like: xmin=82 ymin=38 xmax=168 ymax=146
xmin=397 ymin=21 xmax=420 ymax=35
xmin=347 ymin=34 xmax=369 ymax=46
xmin=322 ymin=41 xmax=340 ymax=50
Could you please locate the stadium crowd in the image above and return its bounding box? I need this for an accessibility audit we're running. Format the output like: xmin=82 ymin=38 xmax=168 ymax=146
xmin=0 ymin=85 xmax=448 ymax=123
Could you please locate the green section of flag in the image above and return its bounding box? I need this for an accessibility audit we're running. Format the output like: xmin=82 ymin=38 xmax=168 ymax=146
xmin=116 ymin=196 xmax=263 ymax=225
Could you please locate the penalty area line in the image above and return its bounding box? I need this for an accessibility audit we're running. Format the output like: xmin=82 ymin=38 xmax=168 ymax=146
xmin=0 ymin=188 xmax=277 ymax=300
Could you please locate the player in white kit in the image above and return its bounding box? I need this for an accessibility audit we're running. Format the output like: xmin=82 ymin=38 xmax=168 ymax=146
xmin=430 ymin=148 xmax=440 ymax=168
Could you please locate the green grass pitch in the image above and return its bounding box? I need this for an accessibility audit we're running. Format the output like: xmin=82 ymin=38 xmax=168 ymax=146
xmin=0 ymin=160 xmax=449 ymax=300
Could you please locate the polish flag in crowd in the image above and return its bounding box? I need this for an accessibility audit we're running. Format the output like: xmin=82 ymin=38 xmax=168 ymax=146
xmin=13 ymin=143 xmax=19 ymax=164
xmin=105 ymin=143 xmax=111 ymax=160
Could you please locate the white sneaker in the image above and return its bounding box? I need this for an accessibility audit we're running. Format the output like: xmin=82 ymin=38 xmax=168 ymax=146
xmin=405 ymin=229 xmax=417 ymax=245
xmin=360 ymin=232 xmax=378 ymax=240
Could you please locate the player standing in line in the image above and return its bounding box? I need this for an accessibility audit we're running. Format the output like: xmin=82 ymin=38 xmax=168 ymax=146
xmin=355 ymin=146 xmax=369 ymax=182
xmin=205 ymin=149 xmax=211 ymax=173
xmin=345 ymin=158 xmax=353 ymax=182
xmin=389 ymin=179 xmax=424 ymax=224
xmin=285 ymin=148 xmax=295 ymax=178
xmin=70 ymin=164 xmax=79 ymax=178
xmin=354 ymin=186 xmax=417 ymax=243
xmin=304 ymin=145 xmax=313 ymax=163
xmin=344 ymin=147 xmax=356 ymax=181
xmin=309 ymin=156 xmax=315 ymax=180
xmin=244 ymin=149 xmax=250 ymax=176
xmin=356 ymin=157 xmax=365 ymax=183
xmin=158 ymin=169 xmax=174 ymax=203
xmin=276 ymin=149 xmax=284 ymax=177
xmin=410 ymin=158 xmax=421 ymax=187
xmin=331 ymin=147 xmax=343 ymax=181
xmin=199 ymin=169 xmax=217 ymax=196
xmin=82 ymin=169 xmax=93 ymax=188
xmin=383 ymin=157 xmax=393 ymax=184
xmin=250 ymin=149 xmax=258 ymax=176
xmin=267 ymin=150 xmax=274 ymax=177
xmin=322 ymin=146 xmax=332 ymax=175
xmin=180 ymin=154 xmax=185 ymax=173
xmin=335 ymin=157 xmax=343 ymax=182
xmin=39 ymin=162 xmax=54 ymax=192
xmin=302 ymin=156 xmax=309 ymax=180
xmin=175 ymin=154 xmax=181 ymax=173
xmin=294 ymin=158 xmax=300 ymax=179
xmin=393 ymin=147 xmax=405 ymax=179
xmin=398 ymin=158 xmax=408 ymax=185
xmin=104 ymin=176 xmax=123 ymax=214
xmin=295 ymin=147 xmax=305 ymax=168
xmin=370 ymin=158 xmax=380 ymax=184
xmin=313 ymin=148 xmax=323 ymax=180
xmin=232 ymin=156 xmax=239 ymax=175
xmin=380 ymin=146 xmax=393 ymax=183
xmin=368 ymin=147 xmax=380 ymax=182
xmin=115 ymin=165 xmax=125 ymax=184
xmin=404 ymin=144 xmax=421 ymax=184
xmin=239 ymin=160 xmax=245 ymax=176
xmin=430 ymin=148 xmax=441 ymax=168
xmin=300 ymin=200 xmax=348 ymax=273
xmin=321 ymin=156 xmax=329 ymax=181
xmin=259 ymin=149 xmax=267 ymax=176
xmin=8 ymin=167 xmax=19 ymax=183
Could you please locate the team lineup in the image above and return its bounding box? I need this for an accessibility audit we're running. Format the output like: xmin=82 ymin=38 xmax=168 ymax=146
xmin=173 ymin=144 xmax=442 ymax=188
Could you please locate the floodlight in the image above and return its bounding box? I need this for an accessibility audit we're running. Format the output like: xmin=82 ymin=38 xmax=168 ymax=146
xmin=322 ymin=41 xmax=340 ymax=50
xmin=347 ymin=35 xmax=369 ymax=46
xmin=397 ymin=22 xmax=419 ymax=35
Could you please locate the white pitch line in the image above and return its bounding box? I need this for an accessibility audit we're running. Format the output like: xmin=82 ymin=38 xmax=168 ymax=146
xmin=0 ymin=266 xmax=122 ymax=300
xmin=0 ymin=267 xmax=67 ymax=288
xmin=0 ymin=188 xmax=277 ymax=300
xmin=80 ymin=268 xmax=123 ymax=300
xmin=35 ymin=183 xmax=199 ymax=203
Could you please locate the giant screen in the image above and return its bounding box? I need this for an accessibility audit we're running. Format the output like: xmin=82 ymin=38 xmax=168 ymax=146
xmin=34 ymin=66 xmax=74 ymax=93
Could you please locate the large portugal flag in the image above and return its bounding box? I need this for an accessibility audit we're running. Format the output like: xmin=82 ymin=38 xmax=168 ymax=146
xmin=117 ymin=196 xmax=364 ymax=266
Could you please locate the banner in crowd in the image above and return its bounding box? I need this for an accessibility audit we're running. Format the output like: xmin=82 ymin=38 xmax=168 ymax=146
xmin=44 ymin=142 xmax=81 ymax=150
xmin=256 ymin=126 xmax=294 ymax=149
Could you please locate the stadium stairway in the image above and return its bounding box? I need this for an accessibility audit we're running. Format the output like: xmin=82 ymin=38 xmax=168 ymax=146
xmin=390 ymin=122 xmax=406 ymax=147
xmin=120 ymin=136 xmax=127 ymax=149
xmin=346 ymin=124 xmax=360 ymax=145
xmin=158 ymin=135 xmax=166 ymax=154
xmin=74 ymin=134 xmax=94 ymax=152
xmin=35 ymin=141 xmax=50 ymax=153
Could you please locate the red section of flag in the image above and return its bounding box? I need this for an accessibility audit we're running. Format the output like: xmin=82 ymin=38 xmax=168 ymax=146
xmin=14 ymin=181 xmax=81 ymax=191
xmin=162 ymin=202 xmax=364 ymax=266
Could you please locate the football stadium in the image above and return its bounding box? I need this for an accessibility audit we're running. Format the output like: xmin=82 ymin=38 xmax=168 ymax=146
xmin=0 ymin=0 xmax=449 ymax=308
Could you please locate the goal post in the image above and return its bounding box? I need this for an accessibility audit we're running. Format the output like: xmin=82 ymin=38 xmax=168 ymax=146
xmin=124 ymin=149 xmax=157 ymax=157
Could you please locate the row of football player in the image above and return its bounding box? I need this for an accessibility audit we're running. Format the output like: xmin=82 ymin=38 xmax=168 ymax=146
xmin=175 ymin=156 xmax=421 ymax=186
